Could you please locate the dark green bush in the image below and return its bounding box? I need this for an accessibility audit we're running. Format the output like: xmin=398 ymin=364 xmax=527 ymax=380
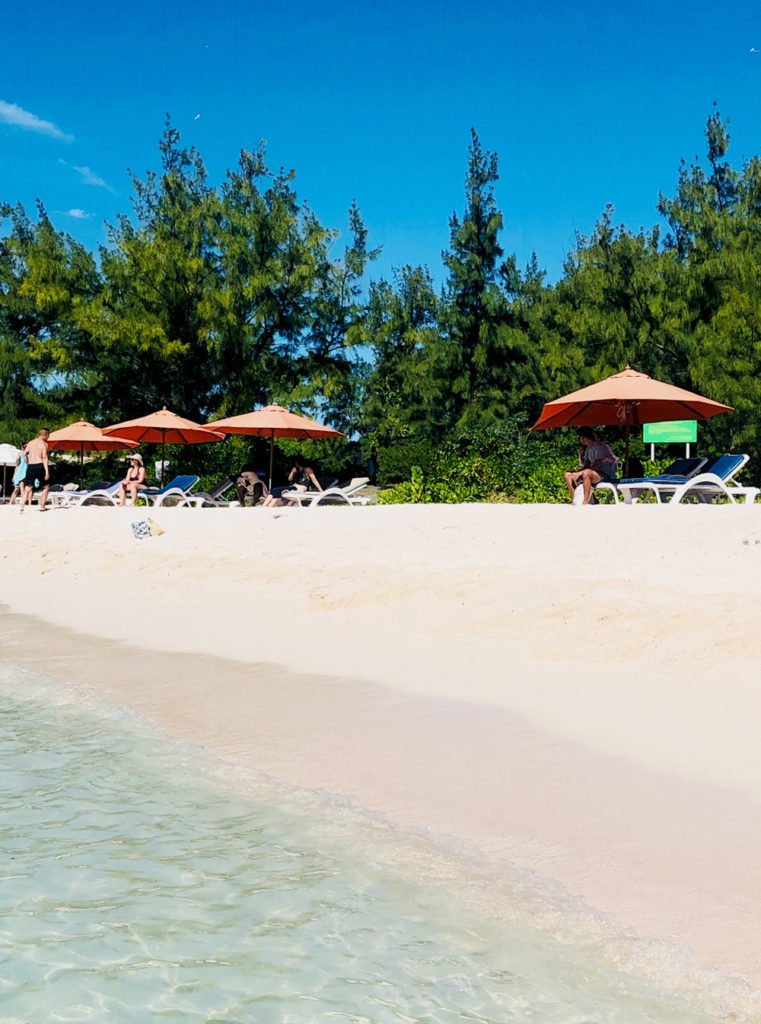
xmin=378 ymin=419 xmax=634 ymax=504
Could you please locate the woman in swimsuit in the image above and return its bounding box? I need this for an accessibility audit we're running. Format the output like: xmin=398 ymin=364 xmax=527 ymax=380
xmin=118 ymin=454 xmax=147 ymax=506
xmin=263 ymin=455 xmax=323 ymax=507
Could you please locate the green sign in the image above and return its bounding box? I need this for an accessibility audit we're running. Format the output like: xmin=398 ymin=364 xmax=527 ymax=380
xmin=642 ymin=420 xmax=697 ymax=443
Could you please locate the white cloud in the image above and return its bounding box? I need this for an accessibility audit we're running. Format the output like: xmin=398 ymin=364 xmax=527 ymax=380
xmin=59 ymin=159 xmax=115 ymax=193
xmin=0 ymin=100 xmax=73 ymax=141
xmin=72 ymin=163 xmax=114 ymax=191
xmin=60 ymin=208 xmax=91 ymax=220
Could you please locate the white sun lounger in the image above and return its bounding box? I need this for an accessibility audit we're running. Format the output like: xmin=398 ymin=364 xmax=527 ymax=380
xmin=280 ymin=477 xmax=371 ymax=508
xmin=49 ymin=481 xmax=121 ymax=507
xmin=617 ymin=454 xmax=757 ymax=504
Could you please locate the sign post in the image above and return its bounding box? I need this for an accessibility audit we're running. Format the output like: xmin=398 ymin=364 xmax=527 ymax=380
xmin=642 ymin=420 xmax=698 ymax=459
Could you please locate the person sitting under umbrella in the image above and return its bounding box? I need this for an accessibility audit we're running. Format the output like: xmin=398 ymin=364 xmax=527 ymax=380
xmin=117 ymin=453 xmax=147 ymax=506
xmin=236 ymin=465 xmax=268 ymax=506
xmin=564 ymin=431 xmax=618 ymax=505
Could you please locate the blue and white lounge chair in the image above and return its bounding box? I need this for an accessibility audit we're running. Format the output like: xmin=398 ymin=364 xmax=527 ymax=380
xmin=594 ymin=457 xmax=707 ymax=504
xmin=669 ymin=455 xmax=759 ymax=504
xmin=617 ymin=454 xmax=757 ymax=505
xmin=134 ymin=475 xmax=200 ymax=507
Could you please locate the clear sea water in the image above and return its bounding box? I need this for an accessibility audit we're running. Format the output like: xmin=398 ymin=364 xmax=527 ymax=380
xmin=0 ymin=663 xmax=754 ymax=1024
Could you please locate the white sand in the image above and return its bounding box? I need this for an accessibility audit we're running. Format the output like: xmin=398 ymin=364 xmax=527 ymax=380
xmin=2 ymin=502 xmax=761 ymax=994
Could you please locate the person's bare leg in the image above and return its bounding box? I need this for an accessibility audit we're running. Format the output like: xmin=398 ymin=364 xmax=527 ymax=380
xmin=564 ymin=471 xmax=580 ymax=499
xmin=39 ymin=484 xmax=49 ymax=511
xmin=582 ymin=469 xmax=601 ymax=504
xmin=117 ymin=483 xmax=127 ymax=507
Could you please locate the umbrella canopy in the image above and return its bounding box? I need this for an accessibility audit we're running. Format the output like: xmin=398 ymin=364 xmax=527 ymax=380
xmin=46 ymin=420 xmax=139 ymax=489
xmin=0 ymin=443 xmax=20 ymax=466
xmin=206 ymin=405 xmax=344 ymax=486
xmin=531 ymin=366 xmax=733 ymax=470
xmin=0 ymin=442 xmax=20 ymax=499
xmin=532 ymin=367 xmax=732 ymax=429
xmin=103 ymin=408 xmax=224 ymax=482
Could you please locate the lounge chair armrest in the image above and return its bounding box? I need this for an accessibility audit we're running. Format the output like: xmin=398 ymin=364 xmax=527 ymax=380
xmin=671 ymin=473 xmax=738 ymax=504
xmin=152 ymin=488 xmax=190 ymax=507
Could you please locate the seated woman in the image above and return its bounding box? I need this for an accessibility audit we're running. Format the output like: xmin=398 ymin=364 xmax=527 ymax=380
xmin=263 ymin=455 xmax=323 ymax=507
xmin=564 ymin=430 xmax=617 ymax=505
xmin=117 ymin=453 xmax=147 ymax=506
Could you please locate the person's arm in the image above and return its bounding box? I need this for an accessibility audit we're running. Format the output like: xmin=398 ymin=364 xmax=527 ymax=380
xmin=592 ymin=446 xmax=617 ymax=468
xmin=137 ymin=467 xmax=146 ymax=485
xmin=42 ymin=443 xmax=49 ymax=481
xmin=306 ymin=468 xmax=322 ymax=491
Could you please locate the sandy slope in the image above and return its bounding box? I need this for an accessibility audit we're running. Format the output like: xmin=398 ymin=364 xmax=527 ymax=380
xmin=2 ymin=501 xmax=761 ymax=995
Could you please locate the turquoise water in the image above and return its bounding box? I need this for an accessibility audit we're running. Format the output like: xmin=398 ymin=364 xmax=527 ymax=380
xmin=0 ymin=665 xmax=748 ymax=1023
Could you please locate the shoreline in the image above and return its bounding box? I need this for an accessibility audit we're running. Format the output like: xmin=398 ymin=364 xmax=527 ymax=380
xmin=2 ymin=503 xmax=761 ymax=1000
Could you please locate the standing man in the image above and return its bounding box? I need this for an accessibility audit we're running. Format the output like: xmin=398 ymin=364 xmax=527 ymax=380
xmin=19 ymin=427 xmax=51 ymax=512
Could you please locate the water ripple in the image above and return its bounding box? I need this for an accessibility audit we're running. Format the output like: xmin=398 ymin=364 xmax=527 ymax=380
xmin=0 ymin=668 xmax=739 ymax=1023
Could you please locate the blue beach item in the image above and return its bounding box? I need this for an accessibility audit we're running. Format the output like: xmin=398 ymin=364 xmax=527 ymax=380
xmin=12 ymin=453 xmax=27 ymax=487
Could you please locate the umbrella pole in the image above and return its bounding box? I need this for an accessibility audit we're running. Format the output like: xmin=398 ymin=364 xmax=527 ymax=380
xmin=79 ymin=443 xmax=84 ymax=490
xmin=161 ymin=431 xmax=166 ymax=485
xmin=268 ymin=430 xmax=274 ymax=490
xmin=625 ymin=422 xmax=630 ymax=476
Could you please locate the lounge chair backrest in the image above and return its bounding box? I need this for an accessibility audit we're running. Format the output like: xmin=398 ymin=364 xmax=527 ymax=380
xmin=701 ymin=454 xmax=747 ymax=481
xmin=154 ymin=474 xmax=199 ymax=494
xmin=208 ymin=477 xmax=234 ymax=500
xmin=663 ymin=457 xmax=706 ymax=477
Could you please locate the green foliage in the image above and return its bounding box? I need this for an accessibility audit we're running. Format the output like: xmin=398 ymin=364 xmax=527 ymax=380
xmin=7 ymin=111 xmax=761 ymax=494
xmin=378 ymin=418 xmax=576 ymax=503
xmin=362 ymin=265 xmax=442 ymax=443
xmin=373 ymin=437 xmax=438 ymax=485
xmin=436 ymin=130 xmax=528 ymax=430
xmin=0 ymin=202 xmax=98 ymax=431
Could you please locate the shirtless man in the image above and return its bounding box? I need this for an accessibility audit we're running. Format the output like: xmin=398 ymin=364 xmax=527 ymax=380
xmin=19 ymin=427 xmax=51 ymax=512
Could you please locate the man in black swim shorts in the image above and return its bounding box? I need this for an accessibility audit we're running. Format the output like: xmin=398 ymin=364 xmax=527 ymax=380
xmin=20 ymin=427 xmax=51 ymax=512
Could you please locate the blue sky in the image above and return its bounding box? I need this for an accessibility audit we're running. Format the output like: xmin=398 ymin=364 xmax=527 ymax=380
xmin=3 ymin=0 xmax=761 ymax=285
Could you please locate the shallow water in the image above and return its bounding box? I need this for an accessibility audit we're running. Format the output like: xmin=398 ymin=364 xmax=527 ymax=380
xmin=0 ymin=665 xmax=748 ymax=1023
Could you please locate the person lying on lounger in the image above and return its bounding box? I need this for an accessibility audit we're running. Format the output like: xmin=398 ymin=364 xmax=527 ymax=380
xmin=564 ymin=430 xmax=617 ymax=505
xmin=263 ymin=455 xmax=323 ymax=507
xmin=117 ymin=454 xmax=147 ymax=506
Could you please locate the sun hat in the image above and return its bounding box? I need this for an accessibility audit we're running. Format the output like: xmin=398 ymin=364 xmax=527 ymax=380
xmin=128 ymin=452 xmax=144 ymax=464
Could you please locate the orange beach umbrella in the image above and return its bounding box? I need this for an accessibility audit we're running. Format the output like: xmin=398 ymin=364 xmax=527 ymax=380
xmin=47 ymin=419 xmax=138 ymax=488
xmin=102 ymin=407 xmax=224 ymax=482
xmin=531 ymin=366 xmax=733 ymax=469
xmin=206 ymin=404 xmax=344 ymax=486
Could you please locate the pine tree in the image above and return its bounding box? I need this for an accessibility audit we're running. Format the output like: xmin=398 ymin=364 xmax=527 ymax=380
xmin=437 ymin=129 xmax=524 ymax=429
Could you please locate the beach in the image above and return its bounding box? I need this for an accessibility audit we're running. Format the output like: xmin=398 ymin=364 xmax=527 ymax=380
xmin=2 ymin=502 xmax=761 ymax=1014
